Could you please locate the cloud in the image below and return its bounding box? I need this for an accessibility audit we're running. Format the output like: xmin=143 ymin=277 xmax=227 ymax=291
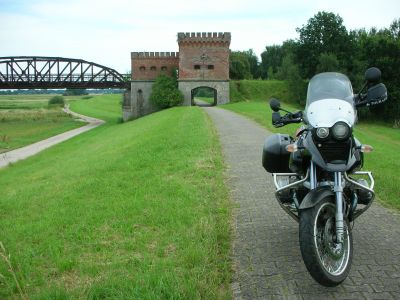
xmin=1 ymin=0 xmax=399 ymax=72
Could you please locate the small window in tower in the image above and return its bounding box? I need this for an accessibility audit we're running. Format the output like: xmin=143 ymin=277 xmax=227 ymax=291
xmin=194 ymin=65 xmax=201 ymax=70
xmin=139 ymin=66 xmax=146 ymax=71
xmin=150 ymin=66 xmax=157 ymax=71
xmin=161 ymin=66 xmax=167 ymax=71
xmin=208 ymin=65 xmax=214 ymax=70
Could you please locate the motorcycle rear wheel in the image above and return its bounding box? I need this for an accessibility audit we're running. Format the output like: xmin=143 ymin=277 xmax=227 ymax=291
xmin=299 ymin=197 xmax=353 ymax=286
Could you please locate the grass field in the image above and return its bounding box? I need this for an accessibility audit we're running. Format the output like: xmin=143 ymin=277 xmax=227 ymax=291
xmin=0 ymin=95 xmax=85 ymax=153
xmin=0 ymin=95 xmax=232 ymax=299
xmin=69 ymin=94 xmax=122 ymax=123
xmin=230 ymin=80 xmax=291 ymax=103
xmin=223 ymin=100 xmax=400 ymax=209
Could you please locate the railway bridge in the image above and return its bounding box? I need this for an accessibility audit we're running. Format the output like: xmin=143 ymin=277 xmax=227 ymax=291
xmin=0 ymin=56 xmax=130 ymax=90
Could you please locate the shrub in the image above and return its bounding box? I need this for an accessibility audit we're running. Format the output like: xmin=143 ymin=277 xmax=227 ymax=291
xmin=150 ymin=75 xmax=183 ymax=108
xmin=48 ymin=96 xmax=65 ymax=106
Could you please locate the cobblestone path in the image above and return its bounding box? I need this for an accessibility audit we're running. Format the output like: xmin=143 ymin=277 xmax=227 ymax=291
xmin=203 ymin=106 xmax=400 ymax=300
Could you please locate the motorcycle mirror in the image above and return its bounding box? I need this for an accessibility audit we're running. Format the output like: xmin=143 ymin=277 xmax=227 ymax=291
xmin=365 ymin=67 xmax=381 ymax=84
xmin=269 ymin=98 xmax=281 ymax=112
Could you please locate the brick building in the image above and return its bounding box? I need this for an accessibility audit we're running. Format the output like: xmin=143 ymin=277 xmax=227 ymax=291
xmin=123 ymin=32 xmax=231 ymax=120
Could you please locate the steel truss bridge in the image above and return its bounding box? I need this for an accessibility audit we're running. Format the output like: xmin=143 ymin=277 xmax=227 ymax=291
xmin=0 ymin=56 xmax=130 ymax=89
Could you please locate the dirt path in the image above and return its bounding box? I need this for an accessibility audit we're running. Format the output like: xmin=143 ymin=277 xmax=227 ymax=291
xmin=0 ymin=105 xmax=104 ymax=169
xmin=203 ymin=106 xmax=400 ymax=299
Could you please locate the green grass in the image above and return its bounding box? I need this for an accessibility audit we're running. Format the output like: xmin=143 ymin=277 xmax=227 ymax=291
xmin=0 ymin=95 xmax=53 ymax=110
xmin=194 ymin=96 xmax=215 ymax=105
xmin=0 ymin=95 xmax=232 ymax=299
xmin=0 ymin=95 xmax=87 ymax=153
xmin=223 ymin=100 xmax=400 ymax=209
xmin=69 ymin=94 xmax=123 ymax=123
xmin=223 ymin=101 xmax=301 ymax=135
xmin=230 ymin=80 xmax=291 ymax=103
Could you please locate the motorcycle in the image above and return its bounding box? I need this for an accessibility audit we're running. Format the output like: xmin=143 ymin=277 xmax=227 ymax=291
xmin=262 ymin=68 xmax=387 ymax=286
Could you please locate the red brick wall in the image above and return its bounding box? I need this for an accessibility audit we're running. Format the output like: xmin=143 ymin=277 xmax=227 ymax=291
xmin=178 ymin=32 xmax=231 ymax=80
xmin=131 ymin=52 xmax=179 ymax=80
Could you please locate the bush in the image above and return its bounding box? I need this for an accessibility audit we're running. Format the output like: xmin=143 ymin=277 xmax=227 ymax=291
xmin=150 ymin=75 xmax=183 ymax=108
xmin=48 ymin=96 xmax=65 ymax=106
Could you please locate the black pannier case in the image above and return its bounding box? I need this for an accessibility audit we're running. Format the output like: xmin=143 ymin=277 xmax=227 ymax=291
xmin=262 ymin=133 xmax=292 ymax=173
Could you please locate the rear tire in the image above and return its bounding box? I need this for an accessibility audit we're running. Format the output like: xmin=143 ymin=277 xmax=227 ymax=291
xmin=299 ymin=196 xmax=353 ymax=286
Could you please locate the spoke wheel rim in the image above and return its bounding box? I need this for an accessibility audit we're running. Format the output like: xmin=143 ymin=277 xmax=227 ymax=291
xmin=313 ymin=202 xmax=351 ymax=276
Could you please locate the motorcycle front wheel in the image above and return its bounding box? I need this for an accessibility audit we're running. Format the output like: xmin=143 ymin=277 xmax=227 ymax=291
xmin=299 ymin=197 xmax=353 ymax=286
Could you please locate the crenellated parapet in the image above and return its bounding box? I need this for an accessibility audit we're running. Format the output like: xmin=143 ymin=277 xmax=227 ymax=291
xmin=131 ymin=52 xmax=179 ymax=59
xmin=125 ymin=31 xmax=231 ymax=120
xmin=177 ymin=32 xmax=231 ymax=46
xmin=131 ymin=51 xmax=179 ymax=81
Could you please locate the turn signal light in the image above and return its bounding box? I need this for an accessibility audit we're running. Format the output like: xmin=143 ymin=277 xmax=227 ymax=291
xmin=286 ymin=144 xmax=298 ymax=153
xmin=361 ymin=145 xmax=374 ymax=153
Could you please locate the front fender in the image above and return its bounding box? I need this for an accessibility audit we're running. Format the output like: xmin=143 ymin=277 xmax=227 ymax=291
xmin=299 ymin=186 xmax=334 ymax=210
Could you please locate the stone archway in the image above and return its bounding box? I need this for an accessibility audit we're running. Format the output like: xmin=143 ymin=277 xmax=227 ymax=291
xmin=191 ymin=86 xmax=217 ymax=106
xmin=178 ymin=80 xmax=229 ymax=106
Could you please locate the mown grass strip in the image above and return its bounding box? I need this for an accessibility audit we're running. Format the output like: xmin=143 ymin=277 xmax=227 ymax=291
xmin=223 ymin=101 xmax=400 ymax=209
xmin=69 ymin=94 xmax=123 ymax=124
xmin=0 ymin=95 xmax=231 ymax=299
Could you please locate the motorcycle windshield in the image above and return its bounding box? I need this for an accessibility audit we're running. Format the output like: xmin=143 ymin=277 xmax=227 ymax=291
xmin=305 ymin=72 xmax=356 ymax=127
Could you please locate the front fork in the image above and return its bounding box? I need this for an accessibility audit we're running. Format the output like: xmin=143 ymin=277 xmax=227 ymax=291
xmin=309 ymin=161 xmax=344 ymax=243
xmin=334 ymin=172 xmax=344 ymax=243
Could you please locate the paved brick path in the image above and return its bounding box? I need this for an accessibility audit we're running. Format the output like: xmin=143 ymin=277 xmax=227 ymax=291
xmin=203 ymin=107 xmax=400 ymax=300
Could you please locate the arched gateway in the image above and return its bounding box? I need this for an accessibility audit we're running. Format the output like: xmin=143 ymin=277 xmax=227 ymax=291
xmin=123 ymin=32 xmax=231 ymax=121
xmin=191 ymin=86 xmax=217 ymax=106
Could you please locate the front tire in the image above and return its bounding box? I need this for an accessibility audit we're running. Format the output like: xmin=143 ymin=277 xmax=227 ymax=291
xmin=299 ymin=197 xmax=353 ymax=286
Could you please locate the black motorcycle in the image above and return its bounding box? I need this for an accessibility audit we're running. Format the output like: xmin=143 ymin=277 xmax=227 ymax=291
xmin=262 ymin=68 xmax=387 ymax=286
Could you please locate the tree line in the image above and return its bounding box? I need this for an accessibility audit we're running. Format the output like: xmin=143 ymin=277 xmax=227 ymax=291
xmin=229 ymin=11 xmax=400 ymax=122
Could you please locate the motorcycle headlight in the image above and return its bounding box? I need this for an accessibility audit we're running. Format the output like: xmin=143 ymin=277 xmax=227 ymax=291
xmin=316 ymin=127 xmax=329 ymax=139
xmin=332 ymin=122 xmax=351 ymax=140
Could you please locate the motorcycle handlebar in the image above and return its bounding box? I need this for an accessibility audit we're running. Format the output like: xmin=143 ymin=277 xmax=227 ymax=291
xmin=273 ymin=111 xmax=303 ymax=127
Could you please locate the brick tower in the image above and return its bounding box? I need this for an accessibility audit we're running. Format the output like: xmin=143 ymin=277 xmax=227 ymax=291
xmin=123 ymin=32 xmax=231 ymax=121
xmin=178 ymin=32 xmax=231 ymax=106
xmin=123 ymin=52 xmax=179 ymax=120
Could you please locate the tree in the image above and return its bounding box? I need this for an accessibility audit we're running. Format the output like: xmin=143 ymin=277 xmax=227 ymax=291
xmin=244 ymin=49 xmax=260 ymax=79
xmin=389 ymin=18 xmax=400 ymax=39
xmin=316 ymin=53 xmax=340 ymax=73
xmin=150 ymin=75 xmax=183 ymax=108
xmin=296 ymin=11 xmax=351 ymax=78
xmin=260 ymin=40 xmax=298 ymax=79
xmin=261 ymin=45 xmax=283 ymax=79
xmin=277 ymin=54 xmax=307 ymax=104
xmin=229 ymin=51 xmax=251 ymax=80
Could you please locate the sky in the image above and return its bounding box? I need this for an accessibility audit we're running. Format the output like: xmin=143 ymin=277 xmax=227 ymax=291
xmin=0 ymin=0 xmax=399 ymax=73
